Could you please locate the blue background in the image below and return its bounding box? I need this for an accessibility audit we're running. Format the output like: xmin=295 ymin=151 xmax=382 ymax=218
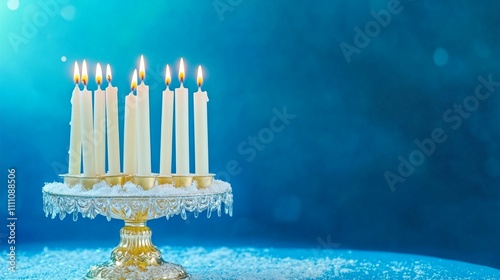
xmin=1 ymin=0 xmax=500 ymax=270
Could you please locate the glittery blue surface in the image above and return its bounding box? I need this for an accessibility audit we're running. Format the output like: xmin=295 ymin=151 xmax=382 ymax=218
xmin=1 ymin=0 xmax=500 ymax=276
xmin=1 ymin=247 xmax=499 ymax=279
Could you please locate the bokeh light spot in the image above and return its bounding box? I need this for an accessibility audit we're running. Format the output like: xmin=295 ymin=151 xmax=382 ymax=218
xmin=7 ymin=0 xmax=19 ymax=10
xmin=433 ymin=48 xmax=449 ymax=66
xmin=61 ymin=56 xmax=67 ymax=62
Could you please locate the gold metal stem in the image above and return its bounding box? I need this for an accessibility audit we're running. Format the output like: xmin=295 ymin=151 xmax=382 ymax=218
xmin=111 ymin=224 xmax=162 ymax=269
xmin=85 ymin=222 xmax=189 ymax=279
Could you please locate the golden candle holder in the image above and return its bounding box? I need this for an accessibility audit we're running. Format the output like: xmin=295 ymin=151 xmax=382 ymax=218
xmin=193 ymin=174 xmax=215 ymax=189
xmin=61 ymin=174 xmax=80 ymax=186
xmin=103 ymin=174 xmax=128 ymax=186
xmin=156 ymin=175 xmax=173 ymax=185
xmin=60 ymin=173 xmax=217 ymax=190
xmin=172 ymin=175 xmax=194 ymax=188
xmin=61 ymin=174 xmax=103 ymax=190
xmin=131 ymin=174 xmax=157 ymax=190
xmin=42 ymin=180 xmax=233 ymax=280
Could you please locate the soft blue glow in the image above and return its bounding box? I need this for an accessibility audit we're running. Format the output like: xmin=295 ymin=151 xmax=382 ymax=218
xmin=0 ymin=0 xmax=499 ymax=272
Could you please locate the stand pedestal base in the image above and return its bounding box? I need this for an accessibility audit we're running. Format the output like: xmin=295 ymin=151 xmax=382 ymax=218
xmin=85 ymin=222 xmax=190 ymax=280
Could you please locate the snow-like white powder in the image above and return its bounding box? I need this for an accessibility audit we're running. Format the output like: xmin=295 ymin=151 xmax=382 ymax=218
xmin=43 ymin=179 xmax=231 ymax=197
xmin=1 ymin=247 xmax=498 ymax=279
xmin=0 ymin=247 xmax=355 ymax=280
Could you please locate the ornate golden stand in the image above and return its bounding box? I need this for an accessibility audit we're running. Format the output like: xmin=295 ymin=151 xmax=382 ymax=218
xmin=85 ymin=222 xmax=189 ymax=280
xmin=42 ymin=179 xmax=233 ymax=280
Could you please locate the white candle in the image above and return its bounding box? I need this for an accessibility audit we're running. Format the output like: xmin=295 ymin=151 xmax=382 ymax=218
xmin=194 ymin=66 xmax=209 ymax=175
xmin=160 ymin=65 xmax=174 ymax=175
xmin=105 ymin=65 xmax=121 ymax=175
xmin=136 ymin=55 xmax=151 ymax=175
xmin=93 ymin=63 xmax=106 ymax=175
xmin=175 ymin=58 xmax=190 ymax=174
xmin=68 ymin=62 xmax=82 ymax=175
xmin=79 ymin=60 xmax=96 ymax=176
xmin=123 ymin=70 xmax=138 ymax=175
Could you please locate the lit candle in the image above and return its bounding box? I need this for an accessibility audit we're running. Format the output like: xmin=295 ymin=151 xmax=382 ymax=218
xmin=194 ymin=66 xmax=209 ymax=175
xmin=175 ymin=58 xmax=190 ymax=174
xmin=93 ymin=63 xmax=106 ymax=175
xmin=80 ymin=60 xmax=96 ymax=176
xmin=68 ymin=62 xmax=82 ymax=175
xmin=160 ymin=65 xmax=174 ymax=176
xmin=136 ymin=55 xmax=151 ymax=175
xmin=123 ymin=70 xmax=138 ymax=175
xmin=105 ymin=64 xmax=121 ymax=175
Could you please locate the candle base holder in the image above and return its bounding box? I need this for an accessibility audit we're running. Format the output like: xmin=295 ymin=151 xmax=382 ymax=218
xmin=103 ymin=174 xmax=128 ymax=186
xmin=61 ymin=174 xmax=103 ymax=190
xmin=131 ymin=175 xmax=157 ymax=190
xmin=172 ymin=175 xmax=194 ymax=188
xmin=42 ymin=180 xmax=233 ymax=279
xmin=193 ymin=174 xmax=215 ymax=188
xmin=156 ymin=175 xmax=173 ymax=185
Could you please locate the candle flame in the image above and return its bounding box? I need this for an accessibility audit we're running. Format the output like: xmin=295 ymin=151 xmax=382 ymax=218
xmin=73 ymin=62 xmax=80 ymax=84
xmin=165 ymin=65 xmax=171 ymax=86
xmin=139 ymin=55 xmax=145 ymax=80
xmin=179 ymin=58 xmax=185 ymax=83
xmin=106 ymin=64 xmax=112 ymax=82
xmin=131 ymin=69 xmax=138 ymax=91
xmin=197 ymin=66 xmax=203 ymax=87
xmin=82 ymin=60 xmax=88 ymax=86
xmin=95 ymin=63 xmax=102 ymax=85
